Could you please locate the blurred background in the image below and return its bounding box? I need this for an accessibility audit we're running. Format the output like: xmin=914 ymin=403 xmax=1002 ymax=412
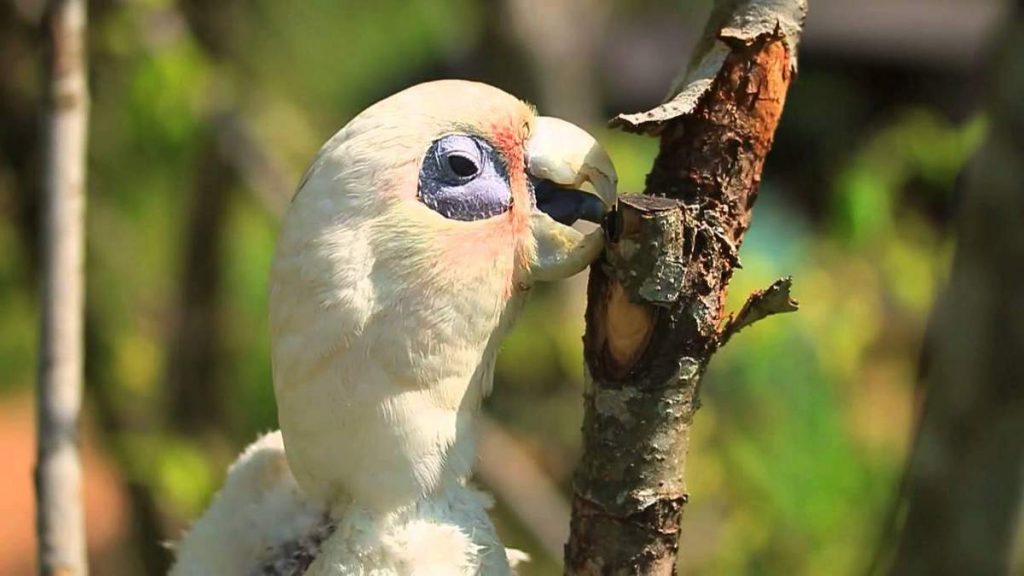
xmin=0 ymin=0 xmax=1017 ymax=574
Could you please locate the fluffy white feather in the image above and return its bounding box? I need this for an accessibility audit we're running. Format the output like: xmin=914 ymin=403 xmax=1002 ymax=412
xmin=170 ymin=431 xmax=322 ymax=575
xmin=170 ymin=431 xmax=526 ymax=575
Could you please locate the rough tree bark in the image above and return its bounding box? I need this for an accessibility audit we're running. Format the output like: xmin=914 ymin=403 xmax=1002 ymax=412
xmin=884 ymin=3 xmax=1024 ymax=574
xmin=566 ymin=1 xmax=806 ymax=573
xmin=35 ymin=0 xmax=90 ymax=575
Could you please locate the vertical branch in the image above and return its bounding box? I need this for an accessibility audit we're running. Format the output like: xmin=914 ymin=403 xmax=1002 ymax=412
xmin=566 ymin=1 xmax=806 ymax=573
xmin=163 ymin=0 xmax=241 ymax=437
xmin=35 ymin=0 xmax=90 ymax=575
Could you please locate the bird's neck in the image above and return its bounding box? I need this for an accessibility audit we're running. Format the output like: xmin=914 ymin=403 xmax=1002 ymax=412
xmin=268 ymin=218 xmax=524 ymax=513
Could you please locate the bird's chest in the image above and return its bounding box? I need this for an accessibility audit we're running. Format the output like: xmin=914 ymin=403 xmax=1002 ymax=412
xmin=277 ymin=285 xmax=509 ymax=511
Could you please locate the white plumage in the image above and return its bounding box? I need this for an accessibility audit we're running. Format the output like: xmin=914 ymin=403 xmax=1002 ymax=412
xmin=172 ymin=431 xmax=515 ymax=575
xmin=171 ymin=80 xmax=616 ymax=575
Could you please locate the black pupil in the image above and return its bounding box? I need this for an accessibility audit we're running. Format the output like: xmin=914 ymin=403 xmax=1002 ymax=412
xmin=447 ymin=154 xmax=478 ymax=178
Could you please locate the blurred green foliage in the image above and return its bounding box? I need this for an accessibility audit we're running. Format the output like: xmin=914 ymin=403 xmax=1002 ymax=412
xmin=831 ymin=110 xmax=986 ymax=246
xmin=0 ymin=0 xmax=985 ymax=574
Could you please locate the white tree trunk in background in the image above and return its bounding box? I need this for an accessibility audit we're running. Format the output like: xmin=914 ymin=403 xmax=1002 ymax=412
xmin=36 ymin=0 xmax=89 ymax=574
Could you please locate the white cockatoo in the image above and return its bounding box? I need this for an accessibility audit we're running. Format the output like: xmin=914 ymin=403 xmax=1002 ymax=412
xmin=170 ymin=80 xmax=617 ymax=575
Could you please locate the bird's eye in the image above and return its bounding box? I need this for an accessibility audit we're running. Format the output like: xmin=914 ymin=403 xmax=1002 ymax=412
xmin=434 ymin=135 xmax=483 ymax=183
xmin=446 ymin=153 xmax=479 ymax=179
xmin=418 ymin=133 xmax=511 ymax=221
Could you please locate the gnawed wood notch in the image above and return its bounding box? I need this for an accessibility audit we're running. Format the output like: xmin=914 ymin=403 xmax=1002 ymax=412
xmin=566 ymin=0 xmax=806 ymax=573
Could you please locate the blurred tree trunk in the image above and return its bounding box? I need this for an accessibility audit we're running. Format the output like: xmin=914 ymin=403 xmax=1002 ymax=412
xmin=35 ymin=0 xmax=89 ymax=574
xmin=0 ymin=2 xmax=43 ymax=272
xmin=164 ymin=0 xmax=243 ymax=436
xmin=167 ymin=127 xmax=235 ymax=435
xmin=886 ymin=3 xmax=1024 ymax=574
xmin=566 ymin=1 xmax=806 ymax=573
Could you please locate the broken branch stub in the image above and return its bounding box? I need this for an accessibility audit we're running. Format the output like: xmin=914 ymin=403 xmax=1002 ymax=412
xmin=719 ymin=276 xmax=799 ymax=347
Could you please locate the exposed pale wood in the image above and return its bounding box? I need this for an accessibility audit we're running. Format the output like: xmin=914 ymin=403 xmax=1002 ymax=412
xmin=604 ymin=281 xmax=655 ymax=371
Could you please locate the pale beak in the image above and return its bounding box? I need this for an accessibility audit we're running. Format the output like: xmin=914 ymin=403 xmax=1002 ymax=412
xmin=525 ymin=116 xmax=618 ymax=282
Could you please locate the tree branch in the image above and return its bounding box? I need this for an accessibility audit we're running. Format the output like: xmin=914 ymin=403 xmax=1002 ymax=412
xmin=35 ymin=0 xmax=89 ymax=574
xmin=566 ymin=1 xmax=806 ymax=573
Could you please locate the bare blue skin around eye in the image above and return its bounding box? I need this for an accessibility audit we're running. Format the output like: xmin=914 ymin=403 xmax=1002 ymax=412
xmin=418 ymin=134 xmax=512 ymax=221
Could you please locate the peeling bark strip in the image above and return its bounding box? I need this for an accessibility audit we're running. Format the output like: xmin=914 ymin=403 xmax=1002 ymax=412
xmin=36 ymin=0 xmax=89 ymax=575
xmin=566 ymin=1 xmax=805 ymax=573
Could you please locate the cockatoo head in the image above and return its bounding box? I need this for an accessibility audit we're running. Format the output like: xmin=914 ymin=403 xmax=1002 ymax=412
xmin=269 ymin=80 xmax=616 ymax=510
xmin=284 ymin=79 xmax=615 ymax=284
